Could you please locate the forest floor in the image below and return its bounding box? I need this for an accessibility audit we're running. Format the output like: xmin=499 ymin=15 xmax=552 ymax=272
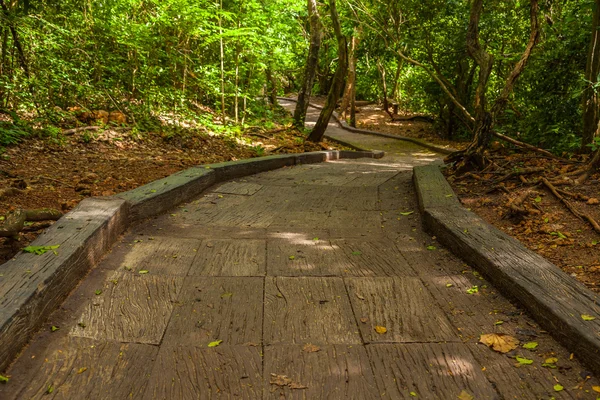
xmin=330 ymin=98 xmax=600 ymax=293
xmin=0 ymin=111 xmax=343 ymax=264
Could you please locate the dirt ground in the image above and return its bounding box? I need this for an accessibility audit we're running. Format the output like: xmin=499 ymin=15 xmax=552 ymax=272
xmin=342 ymin=100 xmax=600 ymax=293
xmin=0 ymin=121 xmax=342 ymax=264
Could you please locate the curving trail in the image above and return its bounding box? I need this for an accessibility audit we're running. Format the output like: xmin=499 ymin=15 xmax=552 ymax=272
xmin=1 ymin=105 xmax=597 ymax=399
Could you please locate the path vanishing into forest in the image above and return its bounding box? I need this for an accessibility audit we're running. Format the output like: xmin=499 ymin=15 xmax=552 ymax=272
xmin=1 ymin=103 xmax=598 ymax=399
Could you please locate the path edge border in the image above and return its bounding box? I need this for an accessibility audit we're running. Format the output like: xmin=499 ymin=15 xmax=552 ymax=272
xmin=413 ymin=163 xmax=600 ymax=375
xmin=0 ymin=149 xmax=383 ymax=372
xmin=278 ymin=97 xmax=457 ymax=154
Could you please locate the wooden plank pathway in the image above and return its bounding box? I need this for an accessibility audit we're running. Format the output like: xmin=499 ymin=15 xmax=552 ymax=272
xmin=1 ymin=103 xmax=599 ymax=399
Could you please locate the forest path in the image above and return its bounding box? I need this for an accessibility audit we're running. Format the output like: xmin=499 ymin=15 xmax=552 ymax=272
xmin=0 ymin=105 xmax=596 ymax=399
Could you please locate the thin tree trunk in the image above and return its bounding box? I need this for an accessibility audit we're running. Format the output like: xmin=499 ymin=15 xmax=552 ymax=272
xmin=449 ymin=0 xmax=540 ymax=170
xmin=378 ymin=59 xmax=394 ymax=119
xmin=582 ymin=0 xmax=600 ymax=151
xmin=265 ymin=62 xmax=278 ymax=106
xmin=294 ymin=0 xmax=321 ymax=128
xmin=307 ymin=0 xmax=347 ymax=142
xmin=350 ymin=80 xmax=356 ymax=127
xmin=219 ymin=0 xmax=226 ymax=123
xmin=339 ymin=27 xmax=361 ymax=118
xmin=390 ymin=55 xmax=404 ymax=101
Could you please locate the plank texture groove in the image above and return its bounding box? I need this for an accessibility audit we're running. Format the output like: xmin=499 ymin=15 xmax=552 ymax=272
xmin=1 ymin=336 xmax=157 ymax=400
xmin=190 ymin=239 xmax=266 ymax=276
xmin=345 ymin=277 xmax=458 ymax=343
xmin=162 ymin=277 xmax=263 ymax=346
xmin=367 ymin=343 xmax=498 ymax=399
xmin=264 ymin=345 xmax=379 ymax=399
xmin=264 ymin=277 xmax=361 ymax=345
xmin=0 ymin=197 xmax=128 ymax=371
xmin=71 ymin=271 xmax=182 ymax=344
xmin=144 ymin=345 xmax=263 ymax=399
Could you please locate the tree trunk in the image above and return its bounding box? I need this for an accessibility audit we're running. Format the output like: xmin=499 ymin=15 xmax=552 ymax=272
xmin=219 ymin=0 xmax=226 ymax=122
xmin=265 ymin=63 xmax=278 ymax=107
xmin=293 ymin=0 xmax=321 ymax=129
xmin=453 ymin=0 xmax=539 ymax=171
xmin=339 ymin=27 xmax=361 ymax=119
xmin=349 ymin=81 xmax=356 ymax=127
xmin=307 ymin=0 xmax=347 ymax=142
xmin=582 ymin=0 xmax=600 ymax=151
xmin=377 ymin=59 xmax=395 ymax=120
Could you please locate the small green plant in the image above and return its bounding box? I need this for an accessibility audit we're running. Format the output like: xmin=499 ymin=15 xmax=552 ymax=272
xmin=588 ymin=136 xmax=600 ymax=152
xmin=250 ymin=144 xmax=266 ymax=156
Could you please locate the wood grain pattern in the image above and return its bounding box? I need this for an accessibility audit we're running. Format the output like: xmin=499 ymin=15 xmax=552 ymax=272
xmin=163 ymin=277 xmax=263 ymax=346
xmin=412 ymin=164 xmax=460 ymax=212
xmin=264 ymin=345 xmax=379 ymax=399
xmin=422 ymin=274 xmax=531 ymax=339
xmin=116 ymin=166 xmax=215 ymax=221
xmin=333 ymin=186 xmax=380 ymax=211
xmin=213 ymin=181 xmax=263 ymax=196
xmin=2 ymin=336 xmax=157 ymax=400
xmin=189 ymin=239 xmax=266 ymax=276
xmin=367 ymin=343 xmax=498 ymax=399
xmin=144 ymin=345 xmax=263 ymax=399
xmin=264 ymin=277 xmax=361 ymax=345
xmin=253 ymin=185 xmax=340 ymax=212
xmin=102 ymin=236 xmax=200 ymax=276
xmin=424 ymin=206 xmax=600 ymax=373
xmin=71 ymin=271 xmax=182 ymax=344
xmin=345 ymin=277 xmax=458 ymax=343
xmin=0 ymin=197 xmax=127 ymax=371
xmin=267 ymin=238 xmax=350 ymax=276
xmin=469 ymin=343 xmax=577 ymax=400
xmin=377 ymin=171 xmax=414 ymax=211
xmin=334 ymin=239 xmax=417 ymax=276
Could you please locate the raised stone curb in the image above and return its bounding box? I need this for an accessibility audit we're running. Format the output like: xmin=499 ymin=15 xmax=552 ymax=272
xmin=0 ymin=197 xmax=128 ymax=371
xmin=0 ymin=149 xmax=383 ymax=371
xmin=413 ymin=163 xmax=600 ymax=374
xmin=278 ymin=97 xmax=457 ymax=154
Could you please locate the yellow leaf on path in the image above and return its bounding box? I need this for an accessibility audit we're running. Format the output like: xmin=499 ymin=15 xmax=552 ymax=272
xmin=457 ymin=390 xmax=474 ymax=400
xmin=592 ymin=386 xmax=600 ymax=393
xmin=77 ymin=367 xmax=87 ymax=374
xmin=375 ymin=326 xmax=387 ymax=334
xmin=581 ymin=314 xmax=596 ymax=321
xmin=553 ymin=384 xmax=564 ymax=392
xmin=208 ymin=340 xmax=222 ymax=347
xmin=479 ymin=333 xmax=519 ymax=353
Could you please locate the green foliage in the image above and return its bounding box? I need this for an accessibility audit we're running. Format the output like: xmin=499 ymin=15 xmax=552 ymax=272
xmin=0 ymin=0 xmax=306 ymax=139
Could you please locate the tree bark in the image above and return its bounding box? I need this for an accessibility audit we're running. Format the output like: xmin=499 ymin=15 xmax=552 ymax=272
xmin=294 ymin=0 xmax=321 ymax=128
xmin=307 ymin=0 xmax=347 ymax=142
xmin=218 ymin=0 xmax=226 ymax=122
xmin=265 ymin=63 xmax=278 ymax=107
xmin=453 ymin=0 xmax=540 ymax=170
xmin=339 ymin=27 xmax=361 ymax=119
xmin=582 ymin=0 xmax=600 ymax=151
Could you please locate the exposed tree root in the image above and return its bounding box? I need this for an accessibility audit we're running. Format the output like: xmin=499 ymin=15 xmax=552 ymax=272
xmin=492 ymin=131 xmax=561 ymax=160
xmin=541 ymin=178 xmax=600 ymax=233
xmin=494 ymin=167 xmax=545 ymax=184
xmin=0 ymin=209 xmax=62 ymax=238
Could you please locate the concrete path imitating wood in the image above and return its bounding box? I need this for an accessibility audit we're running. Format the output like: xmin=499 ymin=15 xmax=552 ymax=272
xmin=2 ymin=104 xmax=598 ymax=399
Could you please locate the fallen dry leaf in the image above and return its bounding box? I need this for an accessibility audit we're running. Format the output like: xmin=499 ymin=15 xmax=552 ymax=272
xmin=270 ymin=373 xmax=307 ymax=390
xmin=457 ymin=390 xmax=474 ymax=400
xmin=302 ymin=344 xmax=320 ymax=353
xmin=479 ymin=333 xmax=519 ymax=353
xmin=360 ymin=317 xmax=368 ymax=324
xmin=375 ymin=326 xmax=387 ymax=334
